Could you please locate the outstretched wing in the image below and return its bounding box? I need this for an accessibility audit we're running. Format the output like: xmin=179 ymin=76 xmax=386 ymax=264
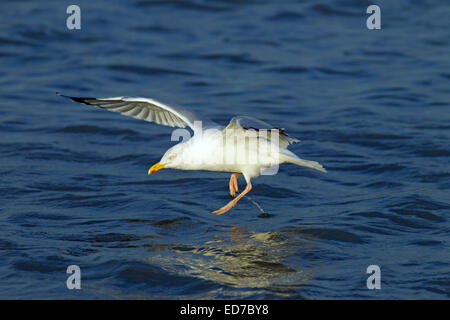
xmin=225 ymin=115 xmax=299 ymax=149
xmin=59 ymin=94 xmax=217 ymax=131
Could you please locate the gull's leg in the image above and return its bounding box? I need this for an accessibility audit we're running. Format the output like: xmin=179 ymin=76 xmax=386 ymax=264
xmin=229 ymin=173 xmax=241 ymax=197
xmin=212 ymin=181 xmax=252 ymax=215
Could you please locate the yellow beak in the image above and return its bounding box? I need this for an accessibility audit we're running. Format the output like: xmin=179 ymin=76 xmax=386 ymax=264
xmin=148 ymin=162 xmax=166 ymax=175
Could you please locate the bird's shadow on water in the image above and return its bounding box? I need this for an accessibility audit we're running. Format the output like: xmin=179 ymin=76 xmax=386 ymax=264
xmin=127 ymin=221 xmax=325 ymax=299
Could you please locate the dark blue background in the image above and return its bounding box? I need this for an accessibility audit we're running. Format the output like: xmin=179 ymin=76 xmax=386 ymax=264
xmin=0 ymin=0 xmax=449 ymax=299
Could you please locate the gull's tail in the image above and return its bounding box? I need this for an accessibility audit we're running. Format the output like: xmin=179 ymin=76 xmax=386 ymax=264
xmin=280 ymin=150 xmax=327 ymax=173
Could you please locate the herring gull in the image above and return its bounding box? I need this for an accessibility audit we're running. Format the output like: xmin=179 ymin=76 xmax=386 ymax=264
xmin=60 ymin=94 xmax=326 ymax=215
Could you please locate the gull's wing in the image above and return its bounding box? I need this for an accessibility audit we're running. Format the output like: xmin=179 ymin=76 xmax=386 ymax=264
xmin=59 ymin=94 xmax=218 ymax=131
xmin=225 ymin=115 xmax=299 ymax=149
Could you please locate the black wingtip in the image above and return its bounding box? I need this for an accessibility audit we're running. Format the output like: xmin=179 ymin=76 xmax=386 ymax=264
xmin=57 ymin=92 xmax=96 ymax=105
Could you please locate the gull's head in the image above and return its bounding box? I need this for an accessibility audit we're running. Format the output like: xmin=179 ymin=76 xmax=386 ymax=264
xmin=148 ymin=143 xmax=186 ymax=174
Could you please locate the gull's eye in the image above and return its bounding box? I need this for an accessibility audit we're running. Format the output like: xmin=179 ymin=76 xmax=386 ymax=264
xmin=169 ymin=155 xmax=177 ymax=160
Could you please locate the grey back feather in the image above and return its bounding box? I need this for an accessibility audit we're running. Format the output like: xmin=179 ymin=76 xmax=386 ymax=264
xmin=225 ymin=115 xmax=299 ymax=149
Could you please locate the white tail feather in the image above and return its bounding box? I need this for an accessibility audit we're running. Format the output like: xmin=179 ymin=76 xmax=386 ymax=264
xmin=281 ymin=154 xmax=327 ymax=173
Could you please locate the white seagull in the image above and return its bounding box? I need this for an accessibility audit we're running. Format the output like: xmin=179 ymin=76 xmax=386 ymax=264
xmin=61 ymin=94 xmax=326 ymax=215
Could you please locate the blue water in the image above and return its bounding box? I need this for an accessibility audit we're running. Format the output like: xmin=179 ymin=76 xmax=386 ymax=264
xmin=0 ymin=0 xmax=449 ymax=299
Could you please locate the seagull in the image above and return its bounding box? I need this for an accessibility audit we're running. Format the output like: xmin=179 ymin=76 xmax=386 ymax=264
xmin=60 ymin=94 xmax=326 ymax=215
